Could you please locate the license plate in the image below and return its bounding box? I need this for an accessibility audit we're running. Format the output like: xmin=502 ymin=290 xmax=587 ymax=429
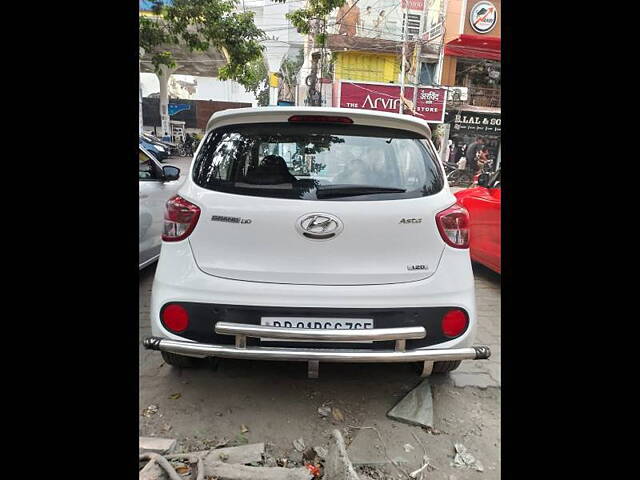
xmin=260 ymin=317 xmax=374 ymax=343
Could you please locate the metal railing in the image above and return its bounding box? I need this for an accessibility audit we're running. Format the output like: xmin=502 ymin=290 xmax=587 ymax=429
xmin=467 ymin=87 xmax=501 ymax=108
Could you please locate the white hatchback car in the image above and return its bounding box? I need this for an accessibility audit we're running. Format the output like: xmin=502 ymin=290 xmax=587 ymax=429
xmin=143 ymin=107 xmax=490 ymax=377
xmin=139 ymin=146 xmax=181 ymax=269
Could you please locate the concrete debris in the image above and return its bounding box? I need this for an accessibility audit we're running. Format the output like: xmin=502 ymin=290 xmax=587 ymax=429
xmin=450 ymin=372 xmax=496 ymax=389
xmin=139 ymin=437 xmax=177 ymax=455
xmin=409 ymin=462 xmax=429 ymax=479
xmin=293 ymin=438 xmax=306 ymax=452
xmin=302 ymin=446 xmax=318 ymax=463
xmin=204 ymin=461 xmax=313 ymax=480
xmin=140 ymin=452 xmax=202 ymax=480
xmin=143 ymin=404 xmax=159 ymax=417
xmin=139 ymin=451 xmax=311 ymax=480
xmin=403 ymin=444 xmax=415 ymax=453
xmin=451 ymin=443 xmax=484 ymax=472
xmin=345 ymin=428 xmax=391 ymax=467
xmin=318 ymin=406 xmax=331 ymax=418
xmin=332 ymin=407 xmax=345 ymax=423
xmin=139 ymin=460 xmax=166 ymax=480
xmin=323 ymin=429 xmax=361 ymax=480
xmin=314 ymin=446 xmax=328 ymax=459
xmin=202 ymin=443 xmax=265 ymax=465
xmin=386 ymin=379 xmax=433 ymax=429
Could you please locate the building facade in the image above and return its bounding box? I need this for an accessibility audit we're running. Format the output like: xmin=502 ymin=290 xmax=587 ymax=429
xmin=296 ymin=0 xmax=448 ymax=124
xmin=440 ymin=0 xmax=501 ymax=167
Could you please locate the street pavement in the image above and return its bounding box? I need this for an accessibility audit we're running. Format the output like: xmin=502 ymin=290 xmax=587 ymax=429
xmin=139 ymin=161 xmax=501 ymax=478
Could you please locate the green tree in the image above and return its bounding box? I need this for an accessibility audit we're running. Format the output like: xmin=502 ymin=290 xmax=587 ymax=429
xmin=278 ymin=0 xmax=344 ymax=89
xmin=279 ymin=49 xmax=305 ymax=99
xmin=276 ymin=0 xmax=347 ymax=37
xmin=252 ymin=60 xmax=270 ymax=106
xmin=140 ymin=0 xmax=266 ymax=93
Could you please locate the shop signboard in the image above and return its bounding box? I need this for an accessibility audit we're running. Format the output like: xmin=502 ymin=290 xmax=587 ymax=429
xmin=414 ymin=87 xmax=447 ymax=123
xmin=464 ymin=0 xmax=501 ymax=37
xmin=168 ymin=103 xmax=191 ymax=116
xmin=338 ymin=81 xmax=446 ymax=123
xmin=401 ymin=0 xmax=425 ymax=9
xmin=448 ymin=111 xmax=501 ymax=135
xmin=140 ymin=1 xmax=172 ymax=11
xmin=330 ymin=0 xmax=431 ymax=41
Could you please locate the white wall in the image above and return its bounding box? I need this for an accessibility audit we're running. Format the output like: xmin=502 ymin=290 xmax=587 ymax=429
xmin=140 ymin=2 xmax=306 ymax=105
xmin=141 ymin=73 xmax=257 ymax=105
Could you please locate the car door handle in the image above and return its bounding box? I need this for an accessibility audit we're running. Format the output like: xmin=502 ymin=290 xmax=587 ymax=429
xmin=139 ymin=194 xmax=149 ymax=199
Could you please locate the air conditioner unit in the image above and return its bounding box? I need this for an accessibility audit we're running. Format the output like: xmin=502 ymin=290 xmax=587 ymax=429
xmin=447 ymin=87 xmax=469 ymax=102
xmin=403 ymin=13 xmax=422 ymax=40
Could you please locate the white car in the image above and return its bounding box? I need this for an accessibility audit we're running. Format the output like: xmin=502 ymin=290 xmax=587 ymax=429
xmin=143 ymin=107 xmax=490 ymax=377
xmin=139 ymin=146 xmax=181 ymax=269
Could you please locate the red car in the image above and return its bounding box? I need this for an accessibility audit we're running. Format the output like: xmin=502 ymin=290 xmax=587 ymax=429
xmin=454 ymin=170 xmax=501 ymax=273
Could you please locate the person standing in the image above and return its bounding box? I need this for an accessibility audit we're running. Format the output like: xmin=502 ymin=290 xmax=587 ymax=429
xmin=444 ymin=139 xmax=453 ymax=165
xmin=360 ymin=6 xmax=375 ymax=37
xmin=184 ymin=132 xmax=194 ymax=153
xmin=374 ymin=10 xmax=387 ymax=38
xmin=464 ymin=137 xmax=485 ymax=173
xmin=477 ymin=146 xmax=492 ymax=172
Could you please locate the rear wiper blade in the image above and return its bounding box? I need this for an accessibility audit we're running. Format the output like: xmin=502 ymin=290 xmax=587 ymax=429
xmin=316 ymin=184 xmax=406 ymax=199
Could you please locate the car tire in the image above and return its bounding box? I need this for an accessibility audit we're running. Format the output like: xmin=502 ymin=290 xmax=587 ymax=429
xmin=432 ymin=360 xmax=462 ymax=373
xmin=161 ymin=351 xmax=200 ymax=368
xmin=411 ymin=359 xmax=462 ymax=375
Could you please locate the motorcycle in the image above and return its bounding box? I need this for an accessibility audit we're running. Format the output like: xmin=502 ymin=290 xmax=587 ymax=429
xmin=447 ymin=168 xmax=474 ymax=188
xmin=443 ymin=161 xmax=460 ymax=176
xmin=447 ymin=157 xmax=474 ymax=188
xmin=447 ymin=157 xmax=494 ymax=189
xmin=469 ymin=159 xmax=495 ymax=187
xmin=177 ymin=141 xmax=195 ymax=157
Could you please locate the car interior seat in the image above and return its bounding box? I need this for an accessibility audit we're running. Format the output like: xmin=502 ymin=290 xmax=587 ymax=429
xmin=245 ymin=155 xmax=296 ymax=185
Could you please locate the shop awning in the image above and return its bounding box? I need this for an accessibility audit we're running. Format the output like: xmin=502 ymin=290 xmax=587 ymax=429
xmin=445 ymin=35 xmax=500 ymax=61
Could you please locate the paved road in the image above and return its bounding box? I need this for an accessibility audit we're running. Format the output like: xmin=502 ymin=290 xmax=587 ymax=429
xmin=139 ymin=170 xmax=501 ymax=478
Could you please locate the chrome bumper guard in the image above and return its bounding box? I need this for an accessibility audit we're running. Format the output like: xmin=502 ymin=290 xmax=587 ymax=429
xmin=143 ymin=322 xmax=491 ymax=363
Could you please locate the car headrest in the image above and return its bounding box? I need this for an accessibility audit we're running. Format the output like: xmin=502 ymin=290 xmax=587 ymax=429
xmin=262 ymin=155 xmax=287 ymax=169
xmin=245 ymin=155 xmax=295 ymax=185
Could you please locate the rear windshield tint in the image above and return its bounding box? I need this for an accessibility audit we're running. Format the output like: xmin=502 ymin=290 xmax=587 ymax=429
xmin=192 ymin=123 xmax=444 ymax=201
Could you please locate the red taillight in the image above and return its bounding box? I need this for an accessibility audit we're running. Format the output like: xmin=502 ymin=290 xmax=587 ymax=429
xmin=288 ymin=115 xmax=353 ymax=124
xmin=441 ymin=309 xmax=468 ymax=337
xmin=162 ymin=195 xmax=201 ymax=242
xmin=435 ymin=204 xmax=470 ymax=248
xmin=161 ymin=304 xmax=189 ymax=333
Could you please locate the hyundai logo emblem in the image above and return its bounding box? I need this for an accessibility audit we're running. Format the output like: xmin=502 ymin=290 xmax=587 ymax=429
xmin=296 ymin=213 xmax=343 ymax=240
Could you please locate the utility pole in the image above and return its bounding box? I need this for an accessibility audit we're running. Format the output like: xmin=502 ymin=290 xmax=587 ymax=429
xmin=157 ymin=64 xmax=177 ymax=140
xmin=399 ymin=4 xmax=409 ymax=114
xmin=139 ymin=47 xmax=145 ymax=135
xmin=306 ymin=52 xmax=322 ymax=106
xmin=435 ymin=0 xmax=449 ymax=86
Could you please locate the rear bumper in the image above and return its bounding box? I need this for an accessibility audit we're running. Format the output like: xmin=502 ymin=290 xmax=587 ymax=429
xmin=150 ymin=241 xmax=478 ymax=351
xmin=143 ymin=322 xmax=491 ymax=363
xmin=143 ymin=337 xmax=490 ymax=363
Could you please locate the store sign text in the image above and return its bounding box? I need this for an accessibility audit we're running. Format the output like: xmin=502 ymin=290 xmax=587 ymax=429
xmin=401 ymin=0 xmax=425 ymax=11
xmin=340 ymin=82 xmax=447 ymax=123
xmin=450 ymin=112 xmax=501 ymax=134
xmin=455 ymin=114 xmax=501 ymax=126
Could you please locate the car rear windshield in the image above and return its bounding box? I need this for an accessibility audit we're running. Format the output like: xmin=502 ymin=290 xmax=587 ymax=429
xmin=192 ymin=122 xmax=444 ymax=201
